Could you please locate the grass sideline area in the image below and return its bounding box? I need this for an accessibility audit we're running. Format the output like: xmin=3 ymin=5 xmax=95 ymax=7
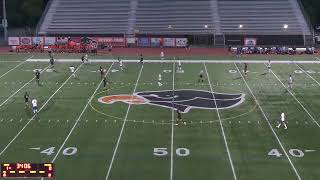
xmin=0 ymin=53 xmax=319 ymax=179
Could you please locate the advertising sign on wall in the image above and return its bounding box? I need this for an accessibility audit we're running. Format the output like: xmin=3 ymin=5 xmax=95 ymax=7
xmin=151 ymin=38 xmax=162 ymax=46
xmin=20 ymin=37 xmax=32 ymax=45
xmin=32 ymin=37 xmax=44 ymax=45
xmin=97 ymin=37 xmax=125 ymax=46
xmin=138 ymin=37 xmax=150 ymax=46
xmin=244 ymin=38 xmax=257 ymax=46
xmin=175 ymin=38 xmax=187 ymax=47
xmin=126 ymin=38 xmax=136 ymax=44
xmin=163 ymin=38 xmax=175 ymax=47
xmin=44 ymin=37 xmax=56 ymax=45
xmin=8 ymin=37 xmax=20 ymax=46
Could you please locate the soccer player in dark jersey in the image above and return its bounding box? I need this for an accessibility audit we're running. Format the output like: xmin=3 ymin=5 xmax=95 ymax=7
xmin=140 ymin=54 xmax=144 ymax=64
xmin=244 ymin=63 xmax=248 ymax=76
xmin=49 ymin=57 xmax=55 ymax=71
xmin=99 ymin=66 xmax=104 ymax=79
xmin=198 ymin=70 xmax=204 ymax=83
xmin=35 ymin=70 xmax=40 ymax=85
xmin=24 ymin=92 xmax=29 ymax=108
xmin=103 ymin=77 xmax=108 ymax=91
xmin=81 ymin=55 xmax=85 ymax=64
xmin=48 ymin=49 xmax=53 ymax=59
xmin=176 ymin=109 xmax=185 ymax=125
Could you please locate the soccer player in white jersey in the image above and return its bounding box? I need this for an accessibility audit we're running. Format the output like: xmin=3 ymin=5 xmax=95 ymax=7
xmin=32 ymin=98 xmax=38 ymax=114
xmin=277 ymin=112 xmax=287 ymax=129
xmin=160 ymin=51 xmax=164 ymax=60
xmin=84 ymin=53 xmax=90 ymax=64
xmin=158 ymin=74 xmax=162 ymax=86
xmin=177 ymin=60 xmax=182 ymax=72
xmin=70 ymin=65 xmax=76 ymax=78
xmin=288 ymin=75 xmax=293 ymax=89
xmin=117 ymin=57 xmax=124 ymax=70
xmin=267 ymin=60 xmax=271 ymax=73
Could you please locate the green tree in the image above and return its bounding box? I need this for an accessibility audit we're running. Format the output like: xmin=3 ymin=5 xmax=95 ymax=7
xmin=7 ymin=0 xmax=46 ymax=27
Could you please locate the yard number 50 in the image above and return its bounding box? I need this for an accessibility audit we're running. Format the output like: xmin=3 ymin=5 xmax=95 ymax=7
xmin=153 ymin=148 xmax=190 ymax=157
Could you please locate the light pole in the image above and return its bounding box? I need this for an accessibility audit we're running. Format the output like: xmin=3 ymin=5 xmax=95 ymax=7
xmin=2 ymin=0 xmax=7 ymax=41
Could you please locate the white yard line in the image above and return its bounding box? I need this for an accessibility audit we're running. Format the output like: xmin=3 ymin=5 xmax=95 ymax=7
xmin=295 ymin=63 xmax=320 ymax=86
xmin=27 ymin=58 xmax=320 ymax=64
xmin=105 ymin=64 xmax=144 ymax=180
xmin=0 ymin=63 xmax=84 ymax=156
xmin=0 ymin=61 xmax=23 ymax=63
xmin=204 ymin=62 xmax=237 ymax=180
xmin=0 ymin=64 xmax=50 ymax=108
xmin=266 ymin=63 xmax=320 ymax=128
xmin=170 ymin=62 xmax=175 ymax=180
xmin=0 ymin=55 xmax=33 ymax=80
xmin=48 ymin=63 xmax=114 ymax=164
xmin=234 ymin=63 xmax=302 ymax=180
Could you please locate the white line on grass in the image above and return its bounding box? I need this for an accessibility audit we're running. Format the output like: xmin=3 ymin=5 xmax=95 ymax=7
xmin=0 ymin=55 xmax=33 ymax=80
xmin=295 ymin=63 xmax=320 ymax=86
xmin=27 ymin=58 xmax=320 ymax=64
xmin=204 ymin=62 xmax=237 ymax=180
xmin=0 ymin=64 xmax=50 ymax=108
xmin=0 ymin=63 xmax=84 ymax=157
xmin=105 ymin=64 xmax=144 ymax=180
xmin=266 ymin=63 xmax=320 ymax=128
xmin=170 ymin=62 xmax=175 ymax=180
xmin=234 ymin=63 xmax=302 ymax=180
xmin=47 ymin=63 xmax=115 ymax=166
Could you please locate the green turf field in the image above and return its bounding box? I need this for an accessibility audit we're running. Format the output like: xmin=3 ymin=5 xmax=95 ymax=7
xmin=0 ymin=54 xmax=319 ymax=180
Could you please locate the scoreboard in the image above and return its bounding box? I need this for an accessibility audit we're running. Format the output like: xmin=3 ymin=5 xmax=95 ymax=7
xmin=0 ymin=163 xmax=54 ymax=178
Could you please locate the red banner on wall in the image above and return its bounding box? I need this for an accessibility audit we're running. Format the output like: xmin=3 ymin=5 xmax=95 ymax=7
xmin=97 ymin=37 xmax=125 ymax=47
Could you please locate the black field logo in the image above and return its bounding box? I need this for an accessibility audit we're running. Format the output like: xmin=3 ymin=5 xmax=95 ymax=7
xmin=98 ymin=90 xmax=245 ymax=113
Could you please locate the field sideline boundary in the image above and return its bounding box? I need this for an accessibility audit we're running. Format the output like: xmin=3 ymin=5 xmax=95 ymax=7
xmin=27 ymin=59 xmax=320 ymax=64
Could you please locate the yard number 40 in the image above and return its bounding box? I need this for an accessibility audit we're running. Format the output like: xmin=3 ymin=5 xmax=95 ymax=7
xmin=153 ymin=148 xmax=190 ymax=157
xmin=40 ymin=147 xmax=78 ymax=156
xmin=268 ymin=149 xmax=304 ymax=158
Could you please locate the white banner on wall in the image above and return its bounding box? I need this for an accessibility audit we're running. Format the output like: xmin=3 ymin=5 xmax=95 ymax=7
xmin=20 ymin=37 xmax=32 ymax=45
xmin=163 ymin=38 xmax=175 ymax=47
xmin=244 ymin=38 xmax=257 ymax=46
xmin=8 ymin=37 xmax=20 ymax=45
xmin=126 ymin=37 xmax=136 ymax=44
xmin=44 ymin=37 xmax=56 ymax=45
xmin=32 ymin=37 xmax=44 ymax=45
xmin=175 ymin=38 xmax=187 ymax=47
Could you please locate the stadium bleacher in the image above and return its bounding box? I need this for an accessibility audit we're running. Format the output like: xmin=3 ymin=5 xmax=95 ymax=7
xmin=37 ymin=0 xmax=313 ymax=45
